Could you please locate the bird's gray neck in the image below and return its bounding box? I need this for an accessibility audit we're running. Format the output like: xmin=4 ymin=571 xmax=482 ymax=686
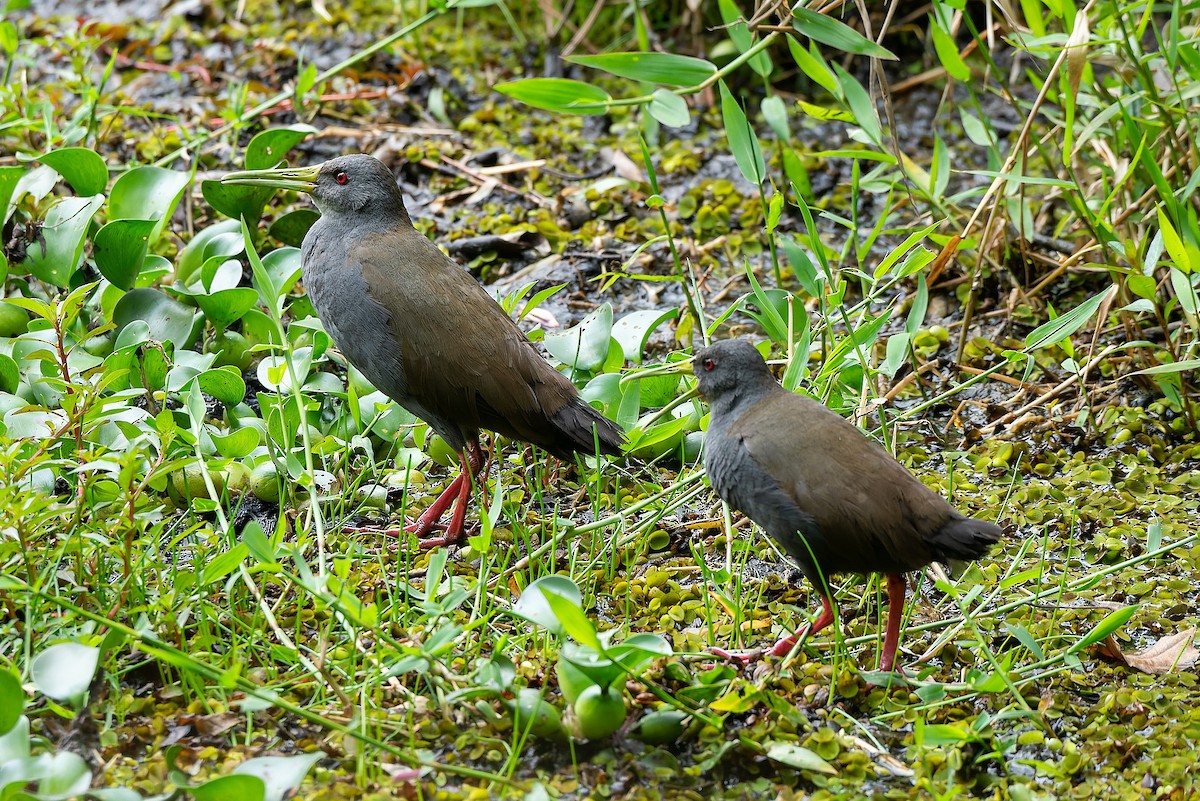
xmin=312 ymin=200 xmax=412 ymax=232
xmin=705 ymin=382 xmax=779 ymax=433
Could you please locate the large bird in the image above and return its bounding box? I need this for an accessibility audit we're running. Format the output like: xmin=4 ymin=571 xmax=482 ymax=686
xmin=224 ymin=154 xmax=624 ymax=545
xmin=685 ymin=339 xmax=1001 ymax=671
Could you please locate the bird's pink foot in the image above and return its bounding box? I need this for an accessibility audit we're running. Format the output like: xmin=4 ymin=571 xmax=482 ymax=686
xmin=708 ymin=646 xmax=767 ymax=665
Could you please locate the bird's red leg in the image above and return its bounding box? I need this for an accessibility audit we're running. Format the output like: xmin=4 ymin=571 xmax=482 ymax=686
xmin=711 ymin=591 xmax=837 ymax=664
xmin=880 ymin=573 xmax=907 ymax=672
xmin=412 ymin=442 xmax=484 ymax=549
xmin=403 ymin=473 xmax=464 ymax=538
xmin=347 ymin=443 xmax=482 ymax=542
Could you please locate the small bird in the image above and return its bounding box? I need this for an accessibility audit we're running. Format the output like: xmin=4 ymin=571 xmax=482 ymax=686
xmin=223 ymin=154 xmax=624 ymax=546
xmin=687 ymin=339 xmax=1000 ymax=672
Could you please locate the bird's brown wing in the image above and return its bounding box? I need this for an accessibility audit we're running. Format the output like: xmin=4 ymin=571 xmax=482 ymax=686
xmin=731 ymin=390 xmax=954 ymax=575
xmin=353 ymin=229 xmax=615 ymax=457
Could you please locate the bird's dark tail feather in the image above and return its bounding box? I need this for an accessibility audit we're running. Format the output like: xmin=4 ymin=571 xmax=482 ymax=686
xmin=927 ymin=517 xmax=1002 ymax=563
xmin=549 ymin=400 xmax=626 ymax=459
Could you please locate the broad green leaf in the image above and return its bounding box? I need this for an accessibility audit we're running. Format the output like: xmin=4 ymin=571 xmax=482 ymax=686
xmin=30 ymin=642 xmax=100 ymax=704
xmin=930 ymin=16 xmax=970 ymax=80
xmin=257 ymin=246 xmax=305 ymax=309
xmin=244 ymin=124 xmax=318 ymax=171
xmin=22 ymin=194 xmax=104 ymax=287
xmin=191 ymin=773 xmax=266 ymax=801
xmin=0 ymin=670 xmax=23 ymax=734
xmin=761 ymin=95 xmax=790 ymax=139
xmin=1068 ymin=604 xmax=1140 ymax=654
xmin=113 ymin=288 xmax=201 ymax=347
xmin=201 ymin=542 xmax=250 ymax=586
xmin=612 ymin=308 xmax=678 ymax=364
xmin=879 ymin=332 xmax=911 ymax=378
xmin=786 ymin=37 xmax=840 ymax=96
xmin=647 ymin=89 xmax=690 ymax=128
xmin=177 ymin=219 xmax=244 ymax=284
xmin=109 ymin=166 xmax=190 ymax=244
xmin=0 ymin=353 xmax=17 ymax=394
xmin=543 ymin=587 xmax=602 ymax=649
xmin=0 ymin=165 xmax=25 ymax=224
xmin=1024 ymin=287 xmax=1112 ymax=350
xmin=12 ymin=749 xmax=93 ymax=797
xmin=625 ymin=415 xmax=687 ymax=460
xmin=233 ymin=752 xmax=323 ymax=801
xmin=1132 ymin=358 xmax=1200 ymax=376
xmin=718 ymin=81 xmax=766 ymax=186
xmin=718 ymin=0 xmax=772 ymax=76
xmin=792 ymin=7 xmax=897 ymax=59
xmin=494 ymin=78 xmax=611 ymax=115
xmin=1159 ymin=208 xmax=1193 ymax=273
xmin=0 ymin=716 xmax=30 ymax=764
xmin=834 ymin=65 xmax=882 ymax=145
xmin=1170 ymin=268 xmax=1198 ymax=315
xmin=197 ymin=367 xmax=248 ymax=405
xmin=203 ymin=179 xmax=276 ymax=225
xmin=93 ymin=218 xmax=156 ymax=290
xmin=212 ymin=426 xmax=259 ymax=458
xmin=269 ymin=208 xmax=320 ymax=247
xmin=544 ymin=303 xmax=614 ymax=371
xmin=194 ymin=287 xmax=260 ymax=330
xmin=566 ymin=52 xmax=716 ymax=85
xmin=37 ymin=146 xmax=109 ymax=196
xmin=765 ymin=741 xmax=838 ymax=774
xmin=511 ymin=575 xmax=584 ymax=636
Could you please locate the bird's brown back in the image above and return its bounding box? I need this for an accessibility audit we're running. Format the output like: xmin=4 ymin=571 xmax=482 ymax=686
xmin=353 ymin=227 xmax=622 ymax=458
xmin=727 ymin=388 xmax=966 ymax=576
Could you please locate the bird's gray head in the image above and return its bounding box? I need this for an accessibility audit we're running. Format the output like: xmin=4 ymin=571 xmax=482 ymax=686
xmin=310 ymin=154 xmax=410 ymax=219
xmin=693 ymin=339 xmax=777 ymax=402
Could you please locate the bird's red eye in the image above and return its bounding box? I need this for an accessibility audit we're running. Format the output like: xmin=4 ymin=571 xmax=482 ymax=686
xmin=702 ymin=358 xmax=715 ymax=371
xmin=335 ymin=171 xmax=348 ymax=185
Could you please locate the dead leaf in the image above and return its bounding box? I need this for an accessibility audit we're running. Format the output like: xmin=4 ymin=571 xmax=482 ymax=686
xmin=1094 ymin=628 xmax=1198 ymax=675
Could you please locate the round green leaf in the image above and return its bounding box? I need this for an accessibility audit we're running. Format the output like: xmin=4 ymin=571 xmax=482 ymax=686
xmin=30 ymin=642 xmax=99 ymax=704
xmin=113 ymin=288 xmax=201 ymax=347
xmin=494 ymin=78 xmax=611 ymax=115
xmin=177 ymin=219 xmax=243 ymax=283
xmin=544 ymin=303 xmax=614 ymax=371
xmin=197 ymin=366 xmax=247 ymax=405
xmin=93 ymin=218 xmax=156 ymax=290
xmin=511 ymin=575 xmax=584 ymax=636
xmin=567 ymin=52 xmax=716 ymax=86
xmin=765 ymin=741 xmax=838 ymax=774
xmin=194 ymin=287 xmax=260 ymax=330
xmin=612 ymin=308 xmax=678 ymax=364
xmin=269 ymin=208 xmax=320 ymax=247
xmin=109 ymin=166 xmax=191 ymax=244
xmin=233 ymin=752 xmax=323 ymax=801
xmin=0 ymin=165 xmax=25 ymax=224
xmin=0 ymin=669 xmax=23 ymax=734
xmin=22 ymin=194 xmax=104 ymax=287
xmin=37 ymin=147 xmax=109 ymax=196
xmin=647 ymin=89 xmax=690 ymax=128
xmin=191 ymin=773 xmax=266 ymax=801
xmin=202 ymin=179 xmax=276 ymax=225
xmin=0 ymin=353 xmax=17 ymax=395
xmin=244 ymin=125 xmax=318 ymax=171
xmin=212 ymin=426 xmax=260 ymax=458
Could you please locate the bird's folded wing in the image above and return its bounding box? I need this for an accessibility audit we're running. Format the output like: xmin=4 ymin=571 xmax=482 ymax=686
xmin=356 ymin=234 xmax=580 ymax=445
xmin=734 ymin=396 xmax=945 ymax=574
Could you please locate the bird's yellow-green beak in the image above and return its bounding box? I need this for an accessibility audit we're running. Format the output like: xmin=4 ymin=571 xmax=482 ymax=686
xmin=620 ymin=356 xmax=694 ymax=385
xmin=221 ymin=164 xmax=320 ymax=193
